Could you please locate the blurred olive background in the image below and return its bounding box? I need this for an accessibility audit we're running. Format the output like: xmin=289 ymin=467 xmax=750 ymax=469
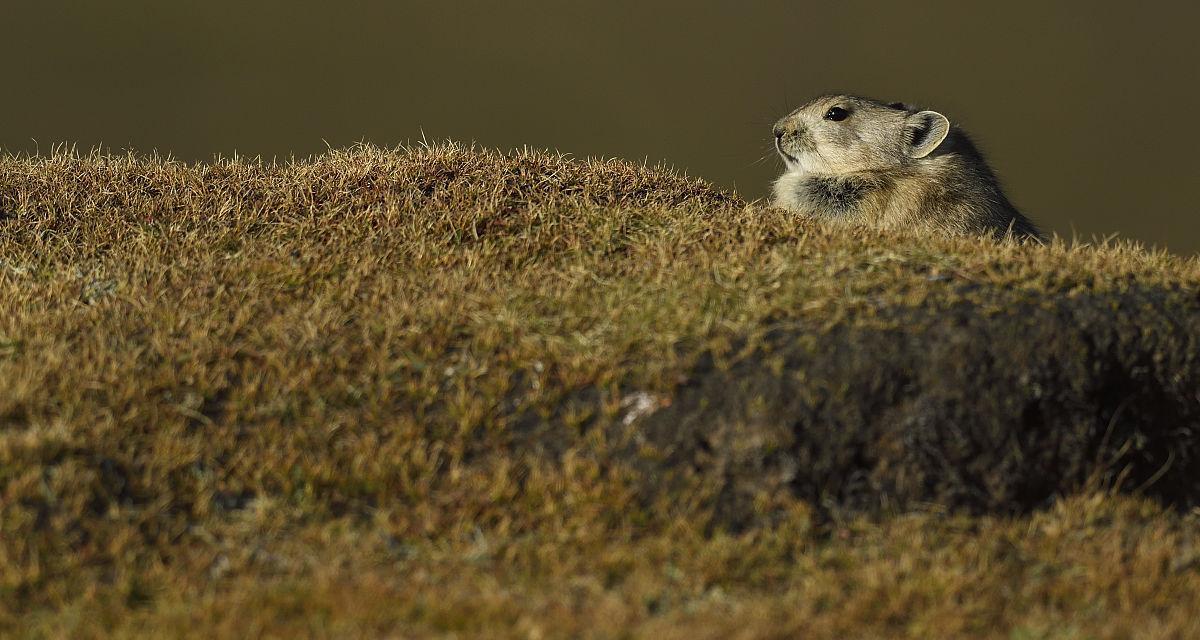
xmin=3 ymin=1 xmax=1198 ymax=252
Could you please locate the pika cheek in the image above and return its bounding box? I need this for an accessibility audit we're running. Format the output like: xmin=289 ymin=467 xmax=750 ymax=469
xmin=793 ymin=130 xmax=816 ymax=151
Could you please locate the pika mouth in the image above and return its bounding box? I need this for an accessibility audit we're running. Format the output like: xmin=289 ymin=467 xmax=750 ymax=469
xmin=775 ymin=137 xmax=799 ymax=166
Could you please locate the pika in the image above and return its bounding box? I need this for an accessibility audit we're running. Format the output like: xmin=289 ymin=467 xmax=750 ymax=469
xmin=772 ymin=95 xmax=1042 ymax=240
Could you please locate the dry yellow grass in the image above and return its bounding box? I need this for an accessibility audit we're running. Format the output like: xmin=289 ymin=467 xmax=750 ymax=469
xmin=2 ymin=143 xmax=1199 ymax=638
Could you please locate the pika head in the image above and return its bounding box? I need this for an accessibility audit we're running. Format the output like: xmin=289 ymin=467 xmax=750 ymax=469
xmin=773 ymin=95 xmax=950 ymax=175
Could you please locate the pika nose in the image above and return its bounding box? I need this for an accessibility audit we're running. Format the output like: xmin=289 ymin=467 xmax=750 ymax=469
xmin=774 ymin=120 xmax=800 ymax=140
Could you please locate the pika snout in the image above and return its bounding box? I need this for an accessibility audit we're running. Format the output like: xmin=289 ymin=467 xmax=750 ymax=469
xmin=773 ymin=117 xmax=813 ymax=163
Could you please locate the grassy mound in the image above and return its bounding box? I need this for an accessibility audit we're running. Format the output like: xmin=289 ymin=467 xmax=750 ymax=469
xmin=2 ymin=144 xmax=1199 ymax=637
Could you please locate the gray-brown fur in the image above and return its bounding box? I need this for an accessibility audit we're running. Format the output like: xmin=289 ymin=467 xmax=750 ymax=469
xmin=772 ymin=95 xmax=1042 ymax=241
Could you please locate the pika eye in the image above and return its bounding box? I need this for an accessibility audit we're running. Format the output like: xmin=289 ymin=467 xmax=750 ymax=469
xmin=824 ymin=106 xmax=849 ymax=121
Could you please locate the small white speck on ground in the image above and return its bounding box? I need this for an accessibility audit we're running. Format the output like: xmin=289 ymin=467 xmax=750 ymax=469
xmin=620 ymin=391 xmax=663 ymax=426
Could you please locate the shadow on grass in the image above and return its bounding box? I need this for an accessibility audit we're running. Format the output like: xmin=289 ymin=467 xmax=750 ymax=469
xmin=628 ymin=284 xmax=1200 ymax=528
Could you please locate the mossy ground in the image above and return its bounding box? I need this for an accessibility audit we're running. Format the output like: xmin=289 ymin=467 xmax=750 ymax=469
xmin=2 ymin=144 xmax=1199 ymax=638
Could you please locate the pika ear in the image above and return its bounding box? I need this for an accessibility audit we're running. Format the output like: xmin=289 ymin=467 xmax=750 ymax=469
xmin=904 ymin=110 xmax=950 ymax=158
